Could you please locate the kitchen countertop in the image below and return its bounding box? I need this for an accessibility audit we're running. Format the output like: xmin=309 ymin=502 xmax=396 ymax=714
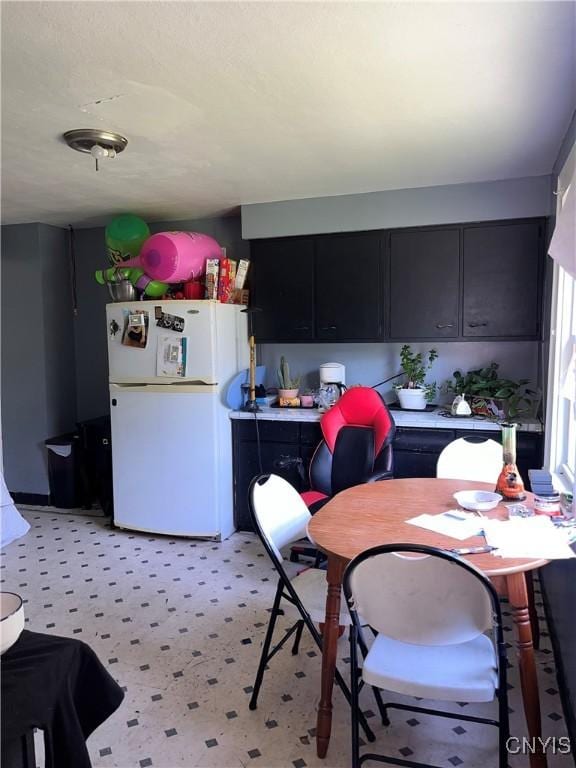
xmin=229 ymin=405 xmax=543 ymax=433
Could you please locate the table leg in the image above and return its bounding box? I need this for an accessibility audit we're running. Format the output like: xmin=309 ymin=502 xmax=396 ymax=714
xmin=317 ymin=555 xmax=345 ymax=759
xmin=525 ymin=569 xmax=541 ymax=650
xmin=506 ymin=572 xmax=547 ymax=768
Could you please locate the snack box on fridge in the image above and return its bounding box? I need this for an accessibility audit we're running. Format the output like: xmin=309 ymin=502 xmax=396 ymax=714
xmin=218 ymin=258 xmax=236 ymax=303
xmin=235 ymin=259 xmax=250 ymax=290
xmin=205 ymin=258 xmax=220 ymax=300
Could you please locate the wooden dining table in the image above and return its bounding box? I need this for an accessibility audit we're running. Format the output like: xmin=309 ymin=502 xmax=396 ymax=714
xmin=307 ymin=477 xmax=549 ymax=768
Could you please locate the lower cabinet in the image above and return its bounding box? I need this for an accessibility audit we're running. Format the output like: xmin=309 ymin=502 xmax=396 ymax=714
xmin=232 ymin=420 xmax=544 ymax=531
xmin=232 ymin=419 xmax=321 ymax=531
xmin=393 ymin=427 xmax=543 ymax=488
xmin=392 ymin=429 xmax=454 ymax=478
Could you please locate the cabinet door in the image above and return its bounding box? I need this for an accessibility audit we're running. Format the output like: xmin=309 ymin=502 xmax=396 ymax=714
xmin=250 ymin=238 xmax=315 ymax=341
xmin=390 ymin=229 xmax=460 ymax=339
xmin=463 ymin=221 xmax=542 ymax=338
xmin=233 ymin=440 xmax=303 ymax=531
xmin=315 ymin=233 xmax=383 ymax=341
xmin=392 ymin=428 xmax=455 ymax=479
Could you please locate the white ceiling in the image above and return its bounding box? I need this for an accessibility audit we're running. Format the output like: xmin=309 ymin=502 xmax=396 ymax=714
xmin=1 ymin=1 xmax=575 ymax=228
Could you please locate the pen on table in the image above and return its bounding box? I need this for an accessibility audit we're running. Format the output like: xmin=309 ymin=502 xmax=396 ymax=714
xmin=450 ymin=545 xmax=495 ymax=555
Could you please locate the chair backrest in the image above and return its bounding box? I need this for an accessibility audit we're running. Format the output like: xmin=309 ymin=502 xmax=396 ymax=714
xmin=343 ymin=544 xmax=496 ymax=646
xmin=436 ymin=437 xmax=502 ymax=484
xmin=310 ymin=387 xmax=396 ymax=496
xmin=249 ymin=474 xmax=311 ymax=563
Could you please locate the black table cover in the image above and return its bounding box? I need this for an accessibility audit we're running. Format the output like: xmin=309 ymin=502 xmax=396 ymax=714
xmin=1 ymin=630 xmax=124 ymax=768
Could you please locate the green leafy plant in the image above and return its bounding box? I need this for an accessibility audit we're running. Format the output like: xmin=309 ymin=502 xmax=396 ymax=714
xmin=444 ymin=363 xmax=540 ymax=419
xmin=277 ymin=356 xmax=300 ymax=390
xmin=396 ymin=345 xmax=438 ymax=402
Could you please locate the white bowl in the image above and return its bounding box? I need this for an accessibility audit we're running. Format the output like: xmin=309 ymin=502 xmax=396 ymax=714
xmin=453 ymin=490 xmax=502 ymax=512
xmin=0 ymin=592 xmax=24 ymax=655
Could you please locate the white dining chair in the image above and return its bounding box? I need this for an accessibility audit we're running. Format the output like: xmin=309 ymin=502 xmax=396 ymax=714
xmin=343 ymin=544 xmax=509 ymax=768
xmin=436 ymin=436 xmax=502 ymax=484
xmin=248 ymin=473 xmax=382 ymax=742
xmin=437 ymin=435 xmax=541 ymax=649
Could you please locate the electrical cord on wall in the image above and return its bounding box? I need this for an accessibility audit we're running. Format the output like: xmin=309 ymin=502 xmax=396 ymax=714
xmin=68 ymin=225 xmax=78 ymax=316
xmin=252 ymin=410 xmax=263 ymax=475
xmin=371 ymin=371 xmax=403 ymax=390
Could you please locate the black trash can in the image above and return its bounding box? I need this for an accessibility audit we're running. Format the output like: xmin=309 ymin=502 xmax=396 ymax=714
xmin=45 ymin=433 xmax=81 ymax=509
xmin=76 ymin=417 xmax=113 ymax=516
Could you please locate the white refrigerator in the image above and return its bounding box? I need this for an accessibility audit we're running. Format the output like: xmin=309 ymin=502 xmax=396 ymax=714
xmin=106 ymin=300 xmax=248 ymax=539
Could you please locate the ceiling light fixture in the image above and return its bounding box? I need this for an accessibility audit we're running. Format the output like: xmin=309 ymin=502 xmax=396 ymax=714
xmin=63 ymin=128 xmax=128 ymax=172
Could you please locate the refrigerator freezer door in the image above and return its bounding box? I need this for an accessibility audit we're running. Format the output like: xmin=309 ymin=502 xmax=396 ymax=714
xmin=110 ymin=388 xmax=224 ymax=537
xmin=107 ymin=301 xmax=217 ymax=384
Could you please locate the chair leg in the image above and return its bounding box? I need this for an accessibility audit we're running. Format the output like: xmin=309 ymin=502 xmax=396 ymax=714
xmin=350 ymin=628 xmax=361 ymax=768
xmin=249 ymin=580 xmax=283 ymax=711
xmin=366 ymin=626 xmax=389 ymax=725
xmin=371 ymin=686 xmax=389 ymax=726
xmin=291 ymin=620 xmax=305 ymax=655
xmin=525 ymin=570 xmax=540 ymax=650
xmin=313 ymin=550 xmax=326 ymax=568
xmin=498 ymin=685 xmax=510 ymax=768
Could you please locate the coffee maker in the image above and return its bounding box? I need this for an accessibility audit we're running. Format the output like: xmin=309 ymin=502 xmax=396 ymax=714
xmin=318 ymin=362 xmax=346 ymax=411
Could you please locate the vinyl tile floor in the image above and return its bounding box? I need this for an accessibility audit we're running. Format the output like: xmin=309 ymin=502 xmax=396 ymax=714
xmin=1 ymin=509 xmax=572 ymax=768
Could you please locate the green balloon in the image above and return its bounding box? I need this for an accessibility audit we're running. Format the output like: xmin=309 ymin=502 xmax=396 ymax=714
xmin=105 ymin=214 xmax=150 ymax=265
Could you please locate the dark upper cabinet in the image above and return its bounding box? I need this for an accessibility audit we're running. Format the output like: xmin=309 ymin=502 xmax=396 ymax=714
xmin=315 ymin=233 xmax=383 ymax=341
xmin=463 ymin=221 xmax=542 ymax=338
xmin=248 ymin=218 xmax=545 ymax=343
xmin=389 ymin=229 xmax=460 ymax=339
xmin=250 ymin=237 xmax=315 ymax=341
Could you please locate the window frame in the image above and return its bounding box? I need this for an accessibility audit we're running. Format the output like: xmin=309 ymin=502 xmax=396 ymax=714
xmin=545 ymin=141 xmax=576 ymax=493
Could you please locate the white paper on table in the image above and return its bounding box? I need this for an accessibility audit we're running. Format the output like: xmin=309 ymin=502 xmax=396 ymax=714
xmin=483 ymin=516 xmax=576 ymax=559
xmin=405 ymin=511 xmax=484 ymax=541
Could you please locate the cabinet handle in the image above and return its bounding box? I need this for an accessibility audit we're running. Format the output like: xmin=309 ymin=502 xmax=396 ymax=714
xmin=294 ymin=325 xmax=310 ymax=331
xmin=435 ymin=323 xmax=455 ymax=329
xmin=468 ymin=321 xmax=488 ymax=328
xmin=321 ymin=325 xmax=338 ymax=331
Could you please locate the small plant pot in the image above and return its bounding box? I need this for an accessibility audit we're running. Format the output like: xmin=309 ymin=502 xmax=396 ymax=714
xmin=470 ymin=397 xmax=506 ymax=420
xmin=396 ymin=387 xmax=427 ymax=410
xmin=278 ymin=388 xmax=299 ymax=399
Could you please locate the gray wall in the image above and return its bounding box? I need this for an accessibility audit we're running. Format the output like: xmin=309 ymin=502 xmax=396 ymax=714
xmin=259 ymin=341 xmax=540 ymax=407
xmin=1 ymin=224 xmax=77 ymax=494
xmin=74 ymin=214 xmax=247 ymax=422
xmin=552 ymin=109 xmax=576 ymax=178
xmin=40 ymin=226 xmax=78 ymax=439
xmin=242 ymin=175 xmax=552 ymax=239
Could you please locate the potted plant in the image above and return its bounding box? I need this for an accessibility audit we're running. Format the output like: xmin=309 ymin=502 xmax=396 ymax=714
xmin=277 ymin=356 xmax=301 ymax=399
xmin=395 ymin=345 xmax=438 ymax=410
xmin=444 ymin=363 xmax=540 ymax=419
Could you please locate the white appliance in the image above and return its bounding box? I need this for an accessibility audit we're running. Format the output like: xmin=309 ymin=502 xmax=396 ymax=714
xmin=319 ymin=362 xmax=346 ymax=385
xmin=106 ymin=300 xmax=248 ymax=539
